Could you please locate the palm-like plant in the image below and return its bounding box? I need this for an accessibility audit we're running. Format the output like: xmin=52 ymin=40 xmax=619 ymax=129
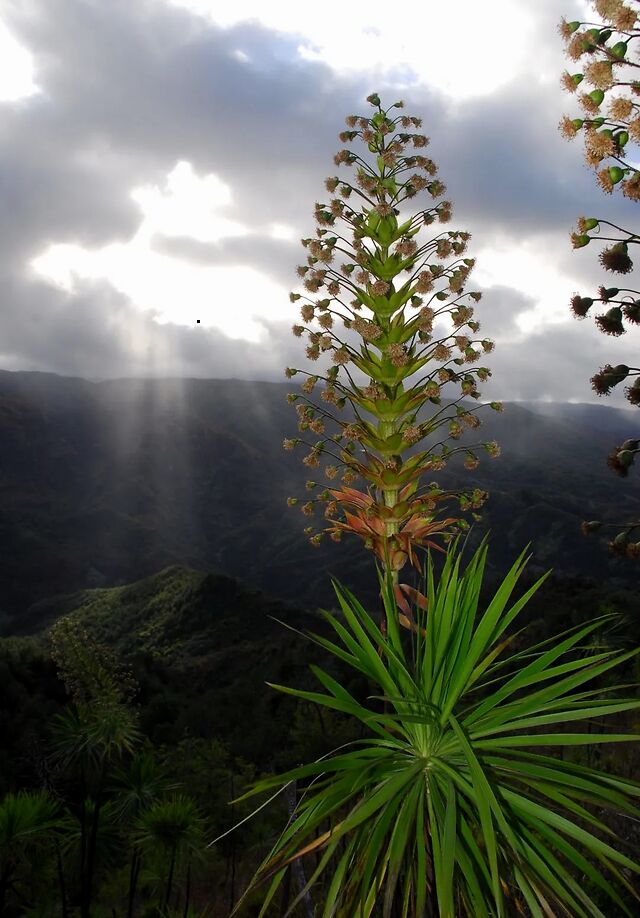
xmin=236 ymin=544 xmax=640 ymax=916
xmin=136 ymin=795 xmax=206 ymax=913
xmin=0 ymin=791 xmax=62 ymax=912
xmin=111 ymin=749 xmax=175 ymax=822
xmin=111 ymin=750 xmax=176 ymax=917
xmin=49 ymin=623 xmax=140 ymax=918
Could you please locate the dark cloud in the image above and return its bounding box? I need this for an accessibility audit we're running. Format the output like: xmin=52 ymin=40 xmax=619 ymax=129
xmin=483 ymin=314 xmax=636 ymax=407
xmin=0 ymin=0 xmax=637 ymax=398
xmin=3 ymin=272 xmax=303 ymax=380
xmin=474 ymin=285 xmax=534 ymax=339
xmin=155 ymin=233 xmax=297 ymax=289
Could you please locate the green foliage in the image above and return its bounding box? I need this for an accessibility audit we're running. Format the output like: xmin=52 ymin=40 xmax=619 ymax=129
xmin=136 ymin=795 xmax=207 ymax=912
xmin=238 ymin=543 xmax=640 ymax=916
xmin=1 ymin=544 xmax=640 ymax=913
xmin=111 ymin=750 xmax=177 ymax=821
xmin=50 ymin=616 xmax=137 ymax=707
xmin=51 ymin=703 xmax=140 ymax=775
xmin=0 ymin=791 xmax=63 ymax=913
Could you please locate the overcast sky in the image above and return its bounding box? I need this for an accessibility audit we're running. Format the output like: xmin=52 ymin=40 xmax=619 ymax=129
xmin=0 ymin=0 xmax=637 ymax=403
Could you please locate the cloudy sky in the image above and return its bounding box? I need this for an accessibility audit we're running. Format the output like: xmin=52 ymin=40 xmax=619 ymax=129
xmin=0 ymin=0 xmax=637 ymax=403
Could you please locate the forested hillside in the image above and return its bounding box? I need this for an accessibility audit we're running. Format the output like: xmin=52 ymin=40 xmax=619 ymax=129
xmin=0 ymin=370 xmax=638 ymax=629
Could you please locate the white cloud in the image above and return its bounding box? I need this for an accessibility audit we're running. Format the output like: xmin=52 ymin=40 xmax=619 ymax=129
xmin=130 ymin=161 xmax=248 ymax=244
xmin=167 ymin=0 xmax=536 ymax=100
xmin=31 ymin=160 xmax=293 ymax=340
xmin=1 ymin=0 xmax=622 ymax=397
xmin=0 ymin=19 xmax=39 ymax=101
xmin=474 ymin=237 xmax=586 ymax=336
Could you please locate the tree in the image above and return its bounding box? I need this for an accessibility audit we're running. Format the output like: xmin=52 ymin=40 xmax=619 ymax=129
xmin=135 ymin=795 xmax=206 ymax=914
xmin=283 ymin=92 xmax=502 ymax=599
xmin=559 ymin=0 xmax=640 ymax=556
xmin=0 ymin=791 xmax=62 ymax=913
xmin=49 ymin=617 xmax=140 ymax=917
xmin=111 ymin=750 xmax=176 ymax=918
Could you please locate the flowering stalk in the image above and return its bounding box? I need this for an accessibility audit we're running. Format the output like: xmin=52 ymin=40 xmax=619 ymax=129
xmin=560 ymin=1 xmax=640 ymax=554
xmin=283 ymin=94 xmax=501 ymax=586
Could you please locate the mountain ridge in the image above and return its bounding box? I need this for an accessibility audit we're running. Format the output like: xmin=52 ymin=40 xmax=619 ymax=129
xmin=0 ymin=369 xmax=638 ymax=628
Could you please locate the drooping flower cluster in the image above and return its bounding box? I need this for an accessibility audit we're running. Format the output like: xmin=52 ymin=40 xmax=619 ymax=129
xmin=560 ymin=1 xmax=640 ymax=552
xmin=283 ymin=94 xmax=501 ymax=575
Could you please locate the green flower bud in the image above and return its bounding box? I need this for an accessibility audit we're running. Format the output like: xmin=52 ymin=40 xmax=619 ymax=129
xmin=589 ymin=90 xmax=605 ymax=107
xmin=582 ymin=520 xmax=602 ymax=533
xmin=583 ymin=218 xmax=599 ymax=231
xmin=567 ymin=20 xmax=580 ymax=33
xmin=616 ymin=449 xmax=634 ymax=468
xmin=609 ymin=166 xmax=625 ymax=184
xmin=571 ymin=118 xmax=584 ymax=130
xmin=571 ymin=73 xmax=583 ymax=86
xmin=611 ymin=41 xmax=628 ymax=59
xmin=615 ymin=131 xmax=629 ymax=147
xmin=574 ymin=235 xmax=591 ymax=248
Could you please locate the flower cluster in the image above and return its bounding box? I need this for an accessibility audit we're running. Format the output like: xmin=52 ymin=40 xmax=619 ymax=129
xmin=283 ymin=95 xmax=500 ymax=575
xmin=560 ymin=2 xmax=640 ymax=553
xmin=559 ymin=2 xmax=640 ymax=200
xmin=559 ymin=2 xmax=639 ymax=183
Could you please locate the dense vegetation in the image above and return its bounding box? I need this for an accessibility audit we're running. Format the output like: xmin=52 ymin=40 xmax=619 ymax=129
xmin=1 ymin=563 xmax=639 ymax=914
xmin=0 ymin=567 xmax=354 ymax=915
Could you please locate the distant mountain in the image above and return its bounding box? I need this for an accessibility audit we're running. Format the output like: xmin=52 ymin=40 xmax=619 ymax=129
xmin=4 ymin=559 xmax=639 ymax=781
xmin=5 ymin=561 xmax=638 ymax=772
xmin=16 ymin=564 xmax=314 ymax=661
xmin=517 ymin=400 xmax=637 ymax=441
xmin=0 ymin=370 xmax=638 ymax=628
xmin=0 ymin=565 xmax=327 ymax=773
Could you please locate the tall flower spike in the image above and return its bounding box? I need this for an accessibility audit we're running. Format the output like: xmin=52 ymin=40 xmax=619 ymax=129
xmin=284 ymin=96 xmax=498 ymax=581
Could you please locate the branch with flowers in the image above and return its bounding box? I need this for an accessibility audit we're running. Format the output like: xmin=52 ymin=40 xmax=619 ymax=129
xmin=230 ymin=92 xmax=640 ymax=918
xmin=560 ymin=0 xmax=640 ymax=556
xmin=283 ymin=93 xmax=501 ymax=589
